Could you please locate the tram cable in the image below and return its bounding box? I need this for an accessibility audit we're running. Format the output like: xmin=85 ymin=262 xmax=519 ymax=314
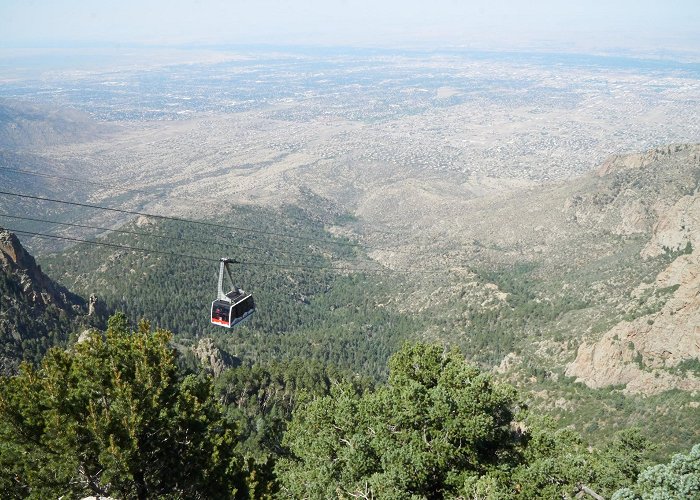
xmin=0 ymin=166 xmax=155 ymax=196
xmin=8 ymin=228 xmax=218 ymax=263
xmin=0 ymin=212 xmax=332 ymax=261
xmin=0 ymin=165 xmax=409 ymax=239
xmin=5 ymin=228 xmax=436 ymax=275
xmin=0 ymin=190 xmax=414 ymax=255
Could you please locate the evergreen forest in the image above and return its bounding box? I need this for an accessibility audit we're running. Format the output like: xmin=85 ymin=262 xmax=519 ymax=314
xmin=0 ymin=200 xmax=697 ymax=498
xmin=38 ymin=203 xmax=700 ymax=461
xmin=1 ymin=314 xmax=697 ymax=499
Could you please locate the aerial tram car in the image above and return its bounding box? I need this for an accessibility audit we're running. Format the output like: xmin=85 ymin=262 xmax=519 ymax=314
xmin=211 ymin=258 xmax=255 ymax=328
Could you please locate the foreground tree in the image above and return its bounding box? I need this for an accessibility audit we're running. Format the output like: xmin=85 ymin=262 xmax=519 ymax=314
xmin=0 ymin=313 xmax=246 ymax=499
xmin=612 ymin=443 xmax=700 ymax=499
xmin=276 ymin=342 xmax=523 ymax=498
xmin=511 ymin=423 xmax=653 ymax=499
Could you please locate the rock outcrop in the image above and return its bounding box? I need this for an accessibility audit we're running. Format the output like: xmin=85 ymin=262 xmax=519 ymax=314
xmin=192 ymin=338 xmax=240 ymax=377
xmin=595 ymin=144 xmax=698 ymax=177
xmin=567 ymin=256 xmax=700 ymax=394
xmin=0 ymin=229 xmax=83 ymax=309
xmin=564 ymin=144 xmax=700 ymax=238
xmin=0 ymin=228 xmax=90 ymax=374
xmin=641 ymin=194 xmax=699 ymax=259
xmin=566 ymin=164 xmax=700 ymax=395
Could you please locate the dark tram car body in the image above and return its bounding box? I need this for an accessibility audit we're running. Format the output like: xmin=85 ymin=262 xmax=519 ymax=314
xmin=211 ymin=290 xmax=255 ymax=328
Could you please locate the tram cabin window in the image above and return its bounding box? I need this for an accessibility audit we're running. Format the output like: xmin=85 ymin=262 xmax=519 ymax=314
xmin=211 ymin=301 xmax=231 ymax=327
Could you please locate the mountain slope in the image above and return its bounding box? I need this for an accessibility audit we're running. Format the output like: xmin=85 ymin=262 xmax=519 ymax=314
xmin=0 ymin=228 xmax=92 ymax=374
xmin=16 ymin=144 xmax=699 ymax=456
xmin=565 ymin=148 xmax=700 ymax=394
xmin=0 ymin=101 xmax=116 ymax=151
xmin=41 ymin=207 xmax=426 ymax=380
xmin=30 ymin=144 xmax=700 ymax=392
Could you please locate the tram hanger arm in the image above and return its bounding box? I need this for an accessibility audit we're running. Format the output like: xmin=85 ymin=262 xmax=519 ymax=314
xmin=218 ymin=258 xmax=241 ymax=301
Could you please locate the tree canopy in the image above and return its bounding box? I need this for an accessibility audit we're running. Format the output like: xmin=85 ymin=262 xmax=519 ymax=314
xmin=276 ymin=342 xmax=523 ymax=498
xmin=0 ymin=316 xmax=693 ymax=499
xmin=275 ymin=342 xmax=664 ymax=499
xmin=0 ymin=313 xmax=245 ymax=499
xmin=612 ymin=443 xmax=700 ymax=500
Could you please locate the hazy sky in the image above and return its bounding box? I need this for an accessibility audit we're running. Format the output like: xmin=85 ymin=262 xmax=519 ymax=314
xmin=1 ymin=0 xmax=699 ymax=53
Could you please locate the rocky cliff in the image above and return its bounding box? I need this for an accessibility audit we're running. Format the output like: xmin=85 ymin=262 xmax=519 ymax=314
xmin=0 ymin=229 xmax=85 ymax=309
xmin=0 ymin=228 xmax=89 ymax=374
xmin=566 ymin=146 xmax=700 ymax=395
xmin=192 ymin=337 xmax=241 ymax=377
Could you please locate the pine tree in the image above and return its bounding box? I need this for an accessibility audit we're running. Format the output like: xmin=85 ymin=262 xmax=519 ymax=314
xmin=0 ymin=313 xmax=247 ymax=499
xmin=276 ymin=342 xmax=523 ymax=498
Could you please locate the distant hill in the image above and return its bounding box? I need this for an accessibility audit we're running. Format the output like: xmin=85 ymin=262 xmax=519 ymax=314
xmin=0 ymin=101 xmax=115 ymax=151
xmin=0 ymin=228 xmax=97 ymax=374
xmin=433 ymin=144 xmax=700 ymax=394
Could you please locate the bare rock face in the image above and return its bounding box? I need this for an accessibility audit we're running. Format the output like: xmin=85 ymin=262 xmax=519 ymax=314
xmin=564 ymin=144 xmax=700 ymax=238
xmin=495 ymin=352 xmax=521 ymax=374
xmin=0 ymin=229 xmax=86 ymax=309
xmin=1 ymin=230 xmax=51 ymax=302
xmin=76 ymin=328 xmax=103 ymax=344
xmin=566 ymin=145 xmax=700 ymax=395
xmin=192 ymin=338 xmax=239 ymax=377
xmin=88 ymin=293 xmax=106 ymax=317
xmin=565 ymin=318 xmax=700 ymax=395
xmin=563 ymin=191 xmax=654 ymax=236
xmin=566 ymin=203 xmax=700 ymax=395
xmin=595 ymin=144 xmax=696 ymax=177
xmin=0 ymin=228 xmax=91 ymax=374
xmin=135 ymin=215 xmax=156 ymax=227
xmin=641 ymin=195 xmax=699 ymax=259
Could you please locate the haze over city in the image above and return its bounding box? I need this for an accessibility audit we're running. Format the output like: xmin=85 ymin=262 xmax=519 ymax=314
xmin=2 ymin=0 xmax=700 ymax=57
